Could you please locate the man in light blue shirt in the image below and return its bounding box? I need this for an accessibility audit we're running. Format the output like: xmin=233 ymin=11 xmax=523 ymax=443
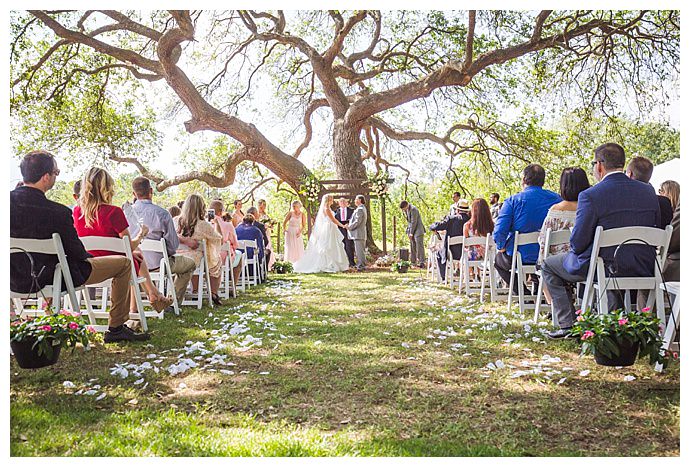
xmin=127 ymin=177 xmax=196 ymax=305
xmin=492 ymin=164 xmax=561 ymax=294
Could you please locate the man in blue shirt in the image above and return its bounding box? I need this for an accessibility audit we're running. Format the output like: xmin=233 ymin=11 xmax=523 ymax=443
xmin=493 ymin=164 xmax=561 ymax=294
xmin=127 ymin=177 xmax=197 ymax=306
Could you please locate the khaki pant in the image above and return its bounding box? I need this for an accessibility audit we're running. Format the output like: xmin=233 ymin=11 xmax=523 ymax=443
xmin=168 ymin=255 xmax=196 ymax=303
xmin=85 ymin=256 xmax=131 ymax=328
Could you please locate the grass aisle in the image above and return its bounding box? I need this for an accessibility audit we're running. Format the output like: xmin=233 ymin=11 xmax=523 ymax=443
xmin=10 ymin=270 xmax=679 ymax=456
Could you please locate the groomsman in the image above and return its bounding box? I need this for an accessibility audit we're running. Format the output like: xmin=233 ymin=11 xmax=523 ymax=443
xmin=333 ymin=197 xmax=355 ymax=267
xmin=347 ymin=195 xmax=368 ymax=271
xmin=400 ymin=200 xmax=426 ymax=268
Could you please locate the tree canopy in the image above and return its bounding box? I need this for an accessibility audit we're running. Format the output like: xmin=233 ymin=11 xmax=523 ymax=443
xmin=11 ymin=10 xmax=679 ymax=199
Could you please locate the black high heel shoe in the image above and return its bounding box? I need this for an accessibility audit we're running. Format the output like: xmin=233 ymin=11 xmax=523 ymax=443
xmin=212 ymin=293 xmax=223 ymax=306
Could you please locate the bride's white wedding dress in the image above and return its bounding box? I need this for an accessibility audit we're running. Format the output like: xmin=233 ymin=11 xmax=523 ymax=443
xmin=293 ymin=195 xmax=350 ymax=273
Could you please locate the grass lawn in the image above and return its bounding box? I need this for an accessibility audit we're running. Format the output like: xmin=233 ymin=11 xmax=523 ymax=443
xmin=10 ymin=270 xmax=680 ymax=456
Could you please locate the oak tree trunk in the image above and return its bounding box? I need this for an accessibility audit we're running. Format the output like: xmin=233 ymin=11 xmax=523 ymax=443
xmin=333 ymin=119 xmax=381 ymax=254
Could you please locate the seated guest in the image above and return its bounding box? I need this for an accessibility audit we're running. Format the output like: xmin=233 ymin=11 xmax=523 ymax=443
xmin=542 ymin=143 xmax=661 ymax=338
xmin=625 ymin=156 xmax=673 ymax=227
xmin=231 ymin=199 xmax=245 ymax=227
xmin=10 ymin=151 xmax=147 ymax=342
xmin=489 ymin=192 xmax=502 ymax=220
xmin=168 ymin=204 xmax=181 ymax=218
xmin=209 ymin=199 xmax=243 ymax=287
xmin=71 ymin=180 xmax=81 ymax=210
xmin=663 ymin=205 xmax=680 ymax=282
xmin=463 ymin=198 xmax=495 ymax=279
xmin=174 ymin=194 xmax=224 ymax=305
xmin=537 ymin=167 xmax=590 ymax=303
xmin=493 ymin=164 xmax=561 ymax=294
xmin=429 ymin=203 xmax=470 ymax=282
xmin=246 ymin=206 xmax=271 ymax=280
xmin=74 ymin=168 xmax=173 ymax=313
xmin=235 ymin=214 xmax=266 ymax=280
xmin=659 ymin=180 xmax=680 ymax=212
xmin=128 ymin=177 xmax=197 ymax=307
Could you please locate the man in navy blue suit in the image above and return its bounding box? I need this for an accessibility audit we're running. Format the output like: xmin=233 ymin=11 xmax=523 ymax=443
xmin=543 ymin=143 xmax=661 ymax=338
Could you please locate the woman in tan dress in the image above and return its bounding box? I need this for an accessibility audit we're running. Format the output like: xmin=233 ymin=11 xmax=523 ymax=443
xmin=175 ymin=194 xmax=224 ymax=305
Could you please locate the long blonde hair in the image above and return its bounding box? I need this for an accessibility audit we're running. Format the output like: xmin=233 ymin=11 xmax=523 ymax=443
xmin=79 ymin=167 xmax=115 ymax=228
xmin=178 ymin=193 xmax=205 ymax=237
xmin=660 ymin=180 xmax=680 ymax=211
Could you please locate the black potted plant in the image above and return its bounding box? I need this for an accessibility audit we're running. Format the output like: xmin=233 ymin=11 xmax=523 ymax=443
xmin=10 ymin=309 xmax=98 ymax=369
xmin=391 ymin=260 xmax=412 ymax=274
xmin=271 ymin=260 xmax=294 ymax=274
xmin=570 ymin=307 xmax=666 ymax=367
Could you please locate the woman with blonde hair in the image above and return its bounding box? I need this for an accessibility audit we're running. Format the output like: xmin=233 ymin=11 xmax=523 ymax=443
xmin=659 ymin=180 xmax=680 ymax=211
xmin=73 ymin=167 xmax=172 ymax=312
xmin=283 ymin=199 xmax=307 ymax=262
xmin=174 ymin=194 xmax=224 ymax=305
xmin=230 ymin=199 xmax=245 ymax=227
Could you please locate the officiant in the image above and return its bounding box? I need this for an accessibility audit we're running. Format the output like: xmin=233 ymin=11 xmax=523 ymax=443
xmin=333 ymin=197 xmax=356 ymax=268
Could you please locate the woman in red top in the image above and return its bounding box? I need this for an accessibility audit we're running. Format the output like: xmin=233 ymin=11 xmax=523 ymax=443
xmin=73 ymin=167 xmax=172 ymax=312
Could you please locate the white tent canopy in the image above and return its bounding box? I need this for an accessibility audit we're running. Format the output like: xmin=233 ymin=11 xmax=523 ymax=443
xmin=649 ymin=158 xmax=681 ymax=191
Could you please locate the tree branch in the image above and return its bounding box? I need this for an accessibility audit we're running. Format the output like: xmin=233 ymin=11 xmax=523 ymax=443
xmin=465 ymin=11 xmax=476 ymax=66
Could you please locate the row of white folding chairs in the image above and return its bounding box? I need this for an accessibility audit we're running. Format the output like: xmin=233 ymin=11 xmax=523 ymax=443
xmin=438 ymin=225 xmax=675 ymax=343
xmin=10 ymin=234 xmax=265 ymax=332
xmin=439 ymin=234 xmax=502 ymax=303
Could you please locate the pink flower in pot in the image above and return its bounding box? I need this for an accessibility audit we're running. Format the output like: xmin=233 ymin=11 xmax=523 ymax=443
xmin=581 ymin=330 xmax=595 ymax=340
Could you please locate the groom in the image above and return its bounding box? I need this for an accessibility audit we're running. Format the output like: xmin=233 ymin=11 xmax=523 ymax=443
xmin=333 ymin=197 xmax=356 ymax=268
xmin=347 ymin=194 xmax=368 ymax=271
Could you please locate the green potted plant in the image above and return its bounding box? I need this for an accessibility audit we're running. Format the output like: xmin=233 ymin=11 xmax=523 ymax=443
xmin=10 ymin=310 xmax=98 ymax=369
xmin=570 ymin=307 xmax=666 ymax=367
xmin=272 ymin=260 xmax=294 ymax=274
xmin=391 ymin=260 xmax=412 ymax=274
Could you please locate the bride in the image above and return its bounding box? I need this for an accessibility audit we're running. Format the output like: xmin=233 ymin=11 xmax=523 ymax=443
xmin=293 ymin=194 xmax=350 ymax=273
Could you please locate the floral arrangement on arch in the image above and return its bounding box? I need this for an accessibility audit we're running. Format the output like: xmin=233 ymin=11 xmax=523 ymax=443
xmin=10 ymin=310 xmax=99 ymax=358
xmin=299 ymin=173 xmax=321 ymax=209
xmin=367 ymin=172 xmax=389 ymax=198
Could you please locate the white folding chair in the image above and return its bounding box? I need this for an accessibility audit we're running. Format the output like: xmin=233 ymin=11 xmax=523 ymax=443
xmin=656 ymin=281 xmax=680 ymax=372
xmin=426 ymin=233 xmax=443 ymax=283
xmin=533 ymin=228 xmax=571 ymax=324
xmin=581 ymin=225 xmax=673 ymax=331
xmin=237 ymin=240 xmax=260 ymax=288
xmin=139 ymin=238 xmax=180 ymax=315
xmin=10 ymin=233 xmax=99 ymax=327
xmin=219 ymin=241 xmax=238 ymax=300
xmin=445 ymin=236 xmax=463 ymax=289
xmin=460 ymin=235 xmax=493 ymax=302
xmin=79 ymin=235 xmax=152 ymax=331
xmin=507 ymin=231 xmax=540 ymax=314
xmin=181 ymin=239 xmax=213 ymax=309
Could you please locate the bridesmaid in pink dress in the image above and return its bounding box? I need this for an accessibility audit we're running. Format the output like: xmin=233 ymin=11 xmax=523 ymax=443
xmin=283 ymin=200 xmax=306 ymax=263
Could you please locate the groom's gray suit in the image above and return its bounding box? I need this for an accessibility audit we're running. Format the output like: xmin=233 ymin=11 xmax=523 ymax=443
xmin=347 ymin=203 xmax=368 ymax=270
